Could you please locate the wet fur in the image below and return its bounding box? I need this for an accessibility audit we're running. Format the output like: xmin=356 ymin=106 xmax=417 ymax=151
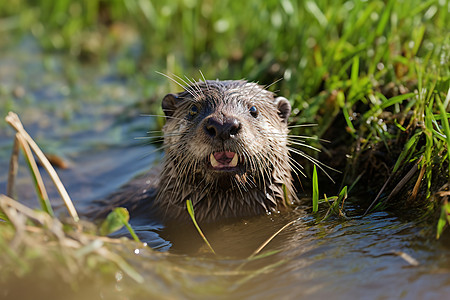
xmin=154 ymin=80 xmax=296 ymax=222
xmin=88 ymin=80 xmax=297 ymax=222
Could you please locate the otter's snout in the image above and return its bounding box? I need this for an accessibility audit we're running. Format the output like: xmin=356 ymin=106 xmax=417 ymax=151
xmin=204 ymin=116 xmax=242 ymax=140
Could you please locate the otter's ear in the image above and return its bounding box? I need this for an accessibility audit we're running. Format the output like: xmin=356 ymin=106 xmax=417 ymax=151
xmin=162 ymin=93 xmax=178 ymax=117
xmin=275 ymin=96 xmax=291 ymax=123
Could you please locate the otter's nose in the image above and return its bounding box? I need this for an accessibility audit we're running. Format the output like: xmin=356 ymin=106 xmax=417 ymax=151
xmin=205 ymin=116 xmax=242 ymax=140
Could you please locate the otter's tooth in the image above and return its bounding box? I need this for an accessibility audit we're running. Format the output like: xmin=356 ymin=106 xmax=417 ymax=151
xmin=210 ymin=153 xmax=220 ymax=168
xmin=229 ymin=153 xmax=238 ymax=167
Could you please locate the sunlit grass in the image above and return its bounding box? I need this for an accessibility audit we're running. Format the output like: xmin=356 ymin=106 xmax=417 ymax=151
xmin=0 ymin=0 xmax=449 ymax=297
xmin=312 ymin=165 xmax=319 ymax=213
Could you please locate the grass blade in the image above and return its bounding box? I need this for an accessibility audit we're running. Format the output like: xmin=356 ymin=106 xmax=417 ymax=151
xmin=248 ymin=219 xmax=297 ymax=259
xmin=392 ymin=132 xmax=421 ymax=173
xmin=15 ymin=133 xmax=54 ymax=217
xmin=6 ymin=135 xmax=19 ymax=199
xmin=436 ymin=200 xmax=450 ymax=239
xmin=305 ymin=1 xmax=327 ymax=28
xmin=312 ymin=165 xmax=319 ymax=213
xmin=351 ymin=55 xmax=359 ymax=86
xmin=375 ymin=0 xmax=393 ymax=36
xmin=342 ymin=104 xmax=356 ymax=137
xmin=436 ymin=95 xmax=450 ymax=178
xmin=186 ymin=200 xmax=216 ymax=255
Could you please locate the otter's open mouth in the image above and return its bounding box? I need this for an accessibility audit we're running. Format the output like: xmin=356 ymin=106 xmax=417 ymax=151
xmin=210 ymin=151 xmax=239 ymax=171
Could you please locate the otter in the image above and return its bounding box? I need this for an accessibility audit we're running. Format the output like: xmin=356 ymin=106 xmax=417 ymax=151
xmin=91 ymin=80 xmax=297 ymax=223
xmin=153 ymin=80 xmax=296 ymax=222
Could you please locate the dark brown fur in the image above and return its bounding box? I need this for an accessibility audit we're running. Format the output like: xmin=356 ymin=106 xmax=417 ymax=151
xmin=153 ymin=80 xmax=296 ymax=222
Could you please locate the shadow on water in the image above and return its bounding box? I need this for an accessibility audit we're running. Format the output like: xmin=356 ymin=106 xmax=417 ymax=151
xmin=2 ymin=38 xmax=450 ymax=299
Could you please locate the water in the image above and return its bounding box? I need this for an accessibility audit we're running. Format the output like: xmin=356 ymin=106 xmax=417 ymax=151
xmin=1 ymin=37 xmax=450 ymax=300
xmin=112 ymin=209 xmax=450 ymax=300
xmin=0 ymin=36 xmax=162 ymax=211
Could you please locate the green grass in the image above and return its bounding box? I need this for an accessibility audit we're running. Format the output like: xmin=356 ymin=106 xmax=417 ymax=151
xmin=0 ymin=0 xmax=449 ymax=297
xmin=186 ymin=199 xmax=216 ymax=254
xmin=312 ymin=165 xmax=319 ymax=213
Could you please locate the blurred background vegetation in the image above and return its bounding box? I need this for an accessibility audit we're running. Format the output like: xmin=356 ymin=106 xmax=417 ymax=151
xmin=2 ymin=0 xmax=448 ymax=96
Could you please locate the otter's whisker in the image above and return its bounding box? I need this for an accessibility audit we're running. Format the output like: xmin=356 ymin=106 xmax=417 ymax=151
xmin=288 ymin=147 xmax=336 ymax=183
xmin=288 ymin=123 xmax=319 ymax=128
xmin=184 ymin=75 xmax=204 ymax=100
xmin=288 ymin=140 xmax=322 ymax=152
xmin=157 ymin=71 xmax=202 ymax=100
xmin=288 ymin=135 xmax=329 ymax=143
xmin=233 ymin=177 xmax=246 ymax=199
xmin=248 ymin=78 xmax=283 ymax=102
xmin=141 ymin=114 xmax=194 ymax=123
xmin=135 ymin=134 xmax=179 ymax=141
xmin=156 ymin=72 xmax=194 ymax=96
xmin=288 ymin=156 xmax=306 ymax=178
xmin=172 ymin=73 xmax=203 ymax=100
xmin=199 ymin=70 xmax=211 ymax=93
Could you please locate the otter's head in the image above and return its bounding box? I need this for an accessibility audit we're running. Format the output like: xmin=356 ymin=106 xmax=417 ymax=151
xmin=155 ymin=80 xmax=295 ymax=222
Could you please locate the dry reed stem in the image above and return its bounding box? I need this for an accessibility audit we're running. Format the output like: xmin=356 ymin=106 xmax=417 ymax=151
xmin=6 ymin=134 xmax=19 ymax=198
xmin=0 ymin=194 xmax=57 ymax=229
xmin=410 ymin=162 xmax=426 ymax=201
xmin=386 ymin=158 xmax=421 ymax=202
xmin=249 ymin=219 xmax=297 ymax=259
xmin=5 ymin=112 xmax=79 ymax=222
xmin=15 ymin=132 xmax=52 ymax=214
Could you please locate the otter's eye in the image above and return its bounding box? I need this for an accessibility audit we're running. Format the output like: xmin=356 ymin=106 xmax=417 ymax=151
xmin=249 ymin=106 xmax=258 ymax=118
xmin=189 ymin=104 xmax=199 ymax=116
